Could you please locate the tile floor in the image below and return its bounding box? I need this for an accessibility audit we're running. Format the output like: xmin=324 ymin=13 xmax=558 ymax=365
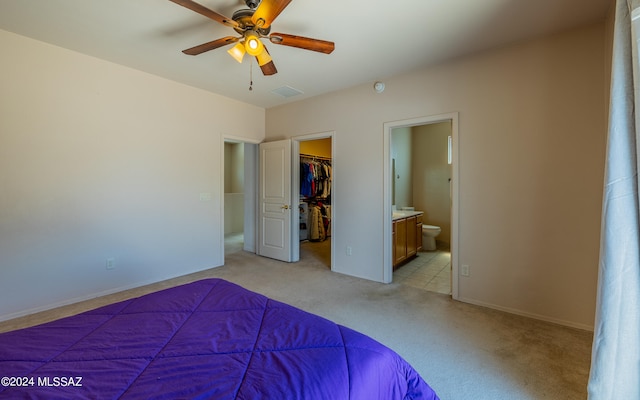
xmin=393 ymin=245 xmax=451 ymax=295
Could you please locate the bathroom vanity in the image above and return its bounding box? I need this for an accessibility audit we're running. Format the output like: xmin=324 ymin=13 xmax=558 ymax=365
xmin=392 ymin=211 xmax=423 ymax=269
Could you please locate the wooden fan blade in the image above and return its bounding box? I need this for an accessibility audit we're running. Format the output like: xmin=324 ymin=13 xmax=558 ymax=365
xmin=269 ymin=33 xmax=334 ymax=54
xmin=257 ymin=47 xmax=277 ymax=75
xmin=182 ymin=36 xmax=238 ymax=55
xmin=169 ymin=0 xmax=238 ymax=28
xmin=259 ymin=60 xmax=278 ymax=76
xmin=251 ymin=0 xmax=292 ymax=29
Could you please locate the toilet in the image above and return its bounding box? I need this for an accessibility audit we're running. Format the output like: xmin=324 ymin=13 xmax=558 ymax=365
xmin=422 ymin=225 xmax=441 ymax=251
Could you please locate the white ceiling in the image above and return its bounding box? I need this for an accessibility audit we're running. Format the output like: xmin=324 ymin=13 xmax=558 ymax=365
xmin=0 ymin=0 xmax=611 ymax=109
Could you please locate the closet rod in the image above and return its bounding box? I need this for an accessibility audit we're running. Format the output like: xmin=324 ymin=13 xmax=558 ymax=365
xmin=300 ymin=153 xmax=332 ymax=161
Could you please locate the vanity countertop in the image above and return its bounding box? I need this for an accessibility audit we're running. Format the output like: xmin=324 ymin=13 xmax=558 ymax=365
xmin=392 ymin=210 xmax=423 ymax=221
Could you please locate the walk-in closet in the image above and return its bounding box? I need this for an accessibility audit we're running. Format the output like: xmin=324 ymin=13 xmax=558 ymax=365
xmin=299 ymin=138 xmax=332 ymax=268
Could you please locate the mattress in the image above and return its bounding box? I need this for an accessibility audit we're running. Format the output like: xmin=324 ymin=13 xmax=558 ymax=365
xmin=0 ymin=278 xmax=438 ymax=399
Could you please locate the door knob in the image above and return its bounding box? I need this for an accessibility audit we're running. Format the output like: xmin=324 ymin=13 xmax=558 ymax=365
xmin=281 ymin=205 xmax=290 ymax=210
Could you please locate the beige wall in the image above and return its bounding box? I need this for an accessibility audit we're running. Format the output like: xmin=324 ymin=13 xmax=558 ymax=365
xmin=224 ymin=142 xmax=244 ymax=234
xmin=266 ymin=23 xmax=607 ymax=329
xmin=224 ymin=192 xmax=244 ymax=234
xmin=0 ymin=21 xmax=608 ymax=329
xmin=0 ymin=29 xmax=265 ymax=320
xmin=412 ymin=122 xmax=452 ymax=245
xmin=391 ymin=127 xmax=413 ymax=209
xmin=224 ymin=142 xmax=244 ymax=194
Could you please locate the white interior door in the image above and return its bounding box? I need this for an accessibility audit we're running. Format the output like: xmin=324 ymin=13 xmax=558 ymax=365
xmin=258 ymin=139 xmax=292 ymax=262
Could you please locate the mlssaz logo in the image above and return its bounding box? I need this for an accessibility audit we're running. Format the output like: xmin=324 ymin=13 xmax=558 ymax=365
xmin=37 ymin=376 xmax=83 ymax=387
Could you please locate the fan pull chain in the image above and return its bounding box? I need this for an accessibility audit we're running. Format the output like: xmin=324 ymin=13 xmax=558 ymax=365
xmin=249 ymin=61 xmax=253 ymax=91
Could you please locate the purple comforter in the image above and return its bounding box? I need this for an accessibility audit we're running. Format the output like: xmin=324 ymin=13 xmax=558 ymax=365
xmin=0 ymin=278 xmax=438 ymax=399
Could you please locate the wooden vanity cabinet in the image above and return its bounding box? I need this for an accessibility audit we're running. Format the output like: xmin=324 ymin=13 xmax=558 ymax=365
xmin=416 ymin=214 xmax=423 ymax=252
xmin=393 ymin=212 xmax=423 ymax=269
xmin=393 ymin=218 xmax=407 ymax=266
xmin=407 ymin=216 xmax=417 ymax=258
xmin=392 ymin=220 xmax=396 ymax=265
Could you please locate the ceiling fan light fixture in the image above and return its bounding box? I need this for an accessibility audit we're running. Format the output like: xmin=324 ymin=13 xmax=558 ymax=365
xmin=244 ymin=31 xmax=263 ymax=56
xmin=248 ymin=39 xmax=259 ymax=50
xmin=171 ymin=0 xmax=336 ymax=77
xmin=227 ymin=42 xmax=246 ymax=63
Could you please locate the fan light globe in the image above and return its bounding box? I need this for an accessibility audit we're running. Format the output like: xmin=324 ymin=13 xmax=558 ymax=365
xmin=244 ymin=31 xmax=263 ymax=56
xmin=227 ymin=42 xmax=246 ymax=63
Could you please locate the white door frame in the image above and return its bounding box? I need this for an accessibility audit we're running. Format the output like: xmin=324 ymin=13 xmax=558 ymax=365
xmin=383 ymin=113 xmax=459 ymax=299
xmin=292 ymin=131 xmax=335 ymax=269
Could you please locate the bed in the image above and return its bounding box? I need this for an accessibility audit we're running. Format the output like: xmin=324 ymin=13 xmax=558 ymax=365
xmin=0 ymin=278 xmax=438 ymax=399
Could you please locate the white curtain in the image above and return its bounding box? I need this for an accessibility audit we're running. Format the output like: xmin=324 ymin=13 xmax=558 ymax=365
xmin=588 ymin=0 xmax=640 ymax=398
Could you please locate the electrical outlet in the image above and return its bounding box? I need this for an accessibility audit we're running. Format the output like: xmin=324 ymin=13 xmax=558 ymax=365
xmin=106 ymin=258 xmax=116 ymax=270
xmin=346 ymin=246 xmax=352 ymax=256
xmin=461 ymin=264 xmax=470 ymax=277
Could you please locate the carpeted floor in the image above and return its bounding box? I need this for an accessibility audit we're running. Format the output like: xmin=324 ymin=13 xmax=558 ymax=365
xmin=0 ymin=235 xmax=593 ymax=400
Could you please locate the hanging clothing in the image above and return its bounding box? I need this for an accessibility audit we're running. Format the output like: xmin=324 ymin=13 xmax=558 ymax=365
xmin=321 ymin=164 xmax=332 ymax=198
xmin=300 ymin=156 xmax=332 ymax=200
xmin=308 ymin=205 xmax=326 ymax=241
xmin=300 ymin=162 xmax=313 ymax=197
xmin=322 ymin=204 xmax=331 ymax=237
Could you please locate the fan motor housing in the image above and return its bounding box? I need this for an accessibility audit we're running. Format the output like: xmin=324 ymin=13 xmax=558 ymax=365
xmin=232 ymin=8 xmax=270 ymax=36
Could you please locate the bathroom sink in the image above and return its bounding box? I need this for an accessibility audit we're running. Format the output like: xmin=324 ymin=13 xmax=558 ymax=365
xmin=393 ymin=210 xmax=422 ymax=219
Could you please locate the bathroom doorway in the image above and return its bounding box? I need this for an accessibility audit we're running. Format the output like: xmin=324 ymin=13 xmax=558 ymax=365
xmin=383 ymin=113 xmax=459 ymax=299
xmin=223 ymin=140 xmax=258 ymax=260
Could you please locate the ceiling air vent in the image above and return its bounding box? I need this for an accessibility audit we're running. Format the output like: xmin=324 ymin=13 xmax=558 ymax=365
xmin=271 ymin=85 xmax=304 ymax=98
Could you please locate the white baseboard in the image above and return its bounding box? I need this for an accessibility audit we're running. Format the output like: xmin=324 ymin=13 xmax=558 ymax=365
xmin=456 ymin=296 xmax=594 ymax=332
xmin=0 ymin=265 xmax=223 ymax=323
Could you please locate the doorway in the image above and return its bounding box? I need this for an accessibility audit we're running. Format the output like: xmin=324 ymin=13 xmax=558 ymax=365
xmin=383 ymin=113 xmax=459 ymax=299
xmin=292 ymin=132 xmax=335 ymax=271
xmin=223 ymin=140 xmax=258 ymax=259
xmin=391 ymin=122 xmax=452 ymax=294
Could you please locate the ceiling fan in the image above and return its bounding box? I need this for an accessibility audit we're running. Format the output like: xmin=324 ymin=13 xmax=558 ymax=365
xmin=169 ymin=0 xmax=335 ymax=76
